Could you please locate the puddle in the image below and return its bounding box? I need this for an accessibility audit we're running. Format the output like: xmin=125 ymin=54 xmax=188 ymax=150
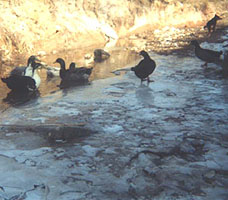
xmin=0 ymin=27 xmax=228 ymax=113
xmin=1 ymin=124 xmax=97 ymax=149
xmin=0 ymin=48 xmax=139 ymax=112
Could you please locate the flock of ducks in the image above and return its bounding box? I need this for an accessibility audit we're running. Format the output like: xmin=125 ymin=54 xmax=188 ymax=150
xmin=1 ymin=56 xmax=94 ymax=92
xmin=0 ymin=14 xmax=225 ymax=94
xmin=0 ymin=49 xmax=108 ymax=93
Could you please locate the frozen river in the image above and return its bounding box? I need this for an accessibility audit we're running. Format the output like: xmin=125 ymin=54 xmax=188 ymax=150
xmin=0 ymin=31 xmax=228 ymax=199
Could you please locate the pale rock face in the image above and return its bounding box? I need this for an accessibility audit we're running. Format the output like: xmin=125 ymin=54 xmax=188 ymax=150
xmin=0 ymin=0 xmax=226 ymax=60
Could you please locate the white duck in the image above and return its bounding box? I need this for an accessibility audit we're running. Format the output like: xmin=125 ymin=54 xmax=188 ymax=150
xmin=25 ymin=62 xmax=42 ymax=88
xmin=10 ymin=55 xmax=41 ymax=76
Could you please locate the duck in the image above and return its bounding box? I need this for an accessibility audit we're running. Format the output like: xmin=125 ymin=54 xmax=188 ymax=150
xmin=190 ymin=40 xmax=223 ymax=67
xmin=1 ymin=75 xmax=36 ymax=92
xmin=68 ymin=62 xmax=93 ymax=81
xmin=25 ymin=62 xmax=42 ymax=88
xmin=1 ymin=62 xmax=42 ymax=92
xmin=10 ymin=55 xmax=41 ymax=76
xmin=131 ymin=50 xmax=156 ymax=83
xmin=45 ymin=66 xmax=60 ymax=78
xmin=54 ymin=58 xmax=93 ymax=84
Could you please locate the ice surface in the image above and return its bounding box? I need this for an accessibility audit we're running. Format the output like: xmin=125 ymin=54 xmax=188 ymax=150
xmin=0 ymin=38 xmax=228 ymax=199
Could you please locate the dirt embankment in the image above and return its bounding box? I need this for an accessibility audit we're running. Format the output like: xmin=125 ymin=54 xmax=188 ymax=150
xmin=0 ymin=0 xmax=228 ymax=62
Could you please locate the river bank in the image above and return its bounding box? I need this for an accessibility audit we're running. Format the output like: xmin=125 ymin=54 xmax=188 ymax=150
xmin=0 ymin=0 xmax=228 ymax=63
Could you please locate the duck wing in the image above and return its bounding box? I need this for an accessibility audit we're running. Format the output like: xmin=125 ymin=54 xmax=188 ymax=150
xmin=196 ymin=47 xmax=223 ymax=63
xmin=73 ymin=67 xmax=93 ymax=75
xmin=1 ymin=75 xmax=35 ymax=91
xmin=144 ymin=59 xmax=156 ymax=75
xmin=131 ymin=59 xmax=156 ymax=79
xmin=10 ymin=66 xmax=26 ymax=76
xmin=61 ymin=67 xmax=92 ymax=83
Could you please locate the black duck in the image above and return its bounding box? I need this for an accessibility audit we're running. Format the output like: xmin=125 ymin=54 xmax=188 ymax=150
xmin=190 ymin=40 xmax=223 ymax=67
xmin=131 ymin=50 xmax=156 ymax=83
xmin=1 ymin=75 xmax=36 ymax=92
xmin=204 ymin=14 xmax=222 ymax=33
xmin=1 ymin=62 xmax=42 ymax=91
xmin=54 ymin=58 xmax=93 ymax=86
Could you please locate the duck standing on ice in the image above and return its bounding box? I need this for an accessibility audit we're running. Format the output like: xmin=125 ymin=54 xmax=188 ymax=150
xmin=190 ymin=40 xmax=223 ymax=68
xmin=131 ymin=50 xmax=156 ymax=83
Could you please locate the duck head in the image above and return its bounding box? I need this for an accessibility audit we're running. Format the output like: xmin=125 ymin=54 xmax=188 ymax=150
xmin=215 ymin=14 xmax=222 ymax=20
xmin=190 ymin=40 xmax=200 ymax=47
xmin=27 ymin=55 xmax=41 ymax=66
xmin=139 ymin=50 xmax=150 ymax=59
xmin=28 ymin=63 xmax=42 ymax=77
xmin=69 ymin=62 xmax=76 ymax=72
xmin=54 ymin=58 xmax=66 ymax=69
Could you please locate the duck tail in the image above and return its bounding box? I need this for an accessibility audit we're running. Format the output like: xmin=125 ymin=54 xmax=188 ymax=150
xmin=86 ymin=67 xmax=93 ymax=75
xmin=219 ymin=51 xmax=224 ymax=61
xmin=131 ymin=67 xmax=135 ymax=71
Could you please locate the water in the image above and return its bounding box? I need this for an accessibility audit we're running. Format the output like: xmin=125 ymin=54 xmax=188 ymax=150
xmin=0 ymin=47 xmax=139 ymax=112
xmin=0 ymin=27 xmax=228 ymax=113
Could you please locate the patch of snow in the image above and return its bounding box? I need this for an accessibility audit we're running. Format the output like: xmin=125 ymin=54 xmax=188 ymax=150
xmin=82 ymin=145 xmax=100 ymax=157
xmin=104 ymin=124 xmax=123 ymax=134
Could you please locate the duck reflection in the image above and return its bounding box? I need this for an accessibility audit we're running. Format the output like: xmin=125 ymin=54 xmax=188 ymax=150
xmin=3 ymin=90 xmax=40 ymax=106
xmin=135 ymin=84 xmax=154 ymax=106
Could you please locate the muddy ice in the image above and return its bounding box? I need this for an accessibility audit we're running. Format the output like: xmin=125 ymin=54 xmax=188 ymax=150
xmin=0 ymin=47 xmax=228 ymax=199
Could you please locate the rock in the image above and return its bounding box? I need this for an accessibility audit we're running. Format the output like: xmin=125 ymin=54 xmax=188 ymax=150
xmin=84 ymin=53 xmax=92 ymax=60
xmin=94 ymin=49 xmax=110 ymax=63
xmin=204 ymin=170 xmax=216 ymax=179
xmin=37 ymin=51 xmax=46 ymax=56
xmin=84 ymin=53 xmax=94 ymax=67
xmin=52 ymin=50 xmax=57 ymax=54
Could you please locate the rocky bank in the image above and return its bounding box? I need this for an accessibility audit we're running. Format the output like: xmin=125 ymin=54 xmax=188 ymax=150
xmin=0 ymin=0 xmax=228 ymax=62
